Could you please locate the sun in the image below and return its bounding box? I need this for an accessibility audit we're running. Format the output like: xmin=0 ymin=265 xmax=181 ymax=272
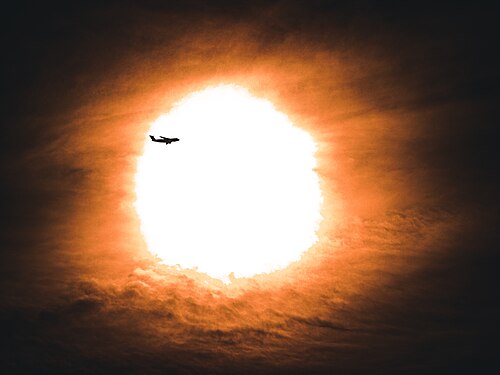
xmin=134 ymin=84 xmax=322 ymax=282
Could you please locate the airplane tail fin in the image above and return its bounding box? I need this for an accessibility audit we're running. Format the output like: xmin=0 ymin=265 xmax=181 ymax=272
xmin=149 ymin=135 xmax=155 ymax=141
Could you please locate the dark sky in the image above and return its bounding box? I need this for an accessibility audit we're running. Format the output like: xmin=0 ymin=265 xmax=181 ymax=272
xmin=1 ymin=1 xmax=499 ymax=374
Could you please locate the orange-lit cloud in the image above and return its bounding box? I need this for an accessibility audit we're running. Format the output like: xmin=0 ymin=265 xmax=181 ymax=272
xmin=2 ymin=2 xmax=498 ymax=374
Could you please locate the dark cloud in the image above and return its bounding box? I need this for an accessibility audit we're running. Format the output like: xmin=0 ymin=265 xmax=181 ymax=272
xmin=1 ymin=1 xmax=499 ymax=374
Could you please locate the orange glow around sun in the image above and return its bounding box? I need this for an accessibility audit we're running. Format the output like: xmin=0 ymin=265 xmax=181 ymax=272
xmin=134 ymin=85 xmax=323 ymax=282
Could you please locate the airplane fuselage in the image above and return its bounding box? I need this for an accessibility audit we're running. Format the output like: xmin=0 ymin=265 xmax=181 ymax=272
xmin=149 ymin=135 xmax=179 ymax=145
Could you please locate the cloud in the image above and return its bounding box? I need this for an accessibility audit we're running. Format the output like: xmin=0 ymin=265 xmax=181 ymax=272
xmin=1 ymin=1 xmax=499 ymax=374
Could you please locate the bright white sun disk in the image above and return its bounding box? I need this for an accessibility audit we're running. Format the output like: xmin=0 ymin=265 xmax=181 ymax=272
xmin=135 ymin=85 xmax=322 ymax=282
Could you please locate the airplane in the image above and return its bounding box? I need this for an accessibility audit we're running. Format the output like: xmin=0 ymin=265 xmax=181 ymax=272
xmin=149 ymin=135 xmax=180 ymax=145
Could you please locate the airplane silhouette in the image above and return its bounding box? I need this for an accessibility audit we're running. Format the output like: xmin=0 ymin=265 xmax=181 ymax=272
xmin=149 ymin=135 xmax=180 ymax=145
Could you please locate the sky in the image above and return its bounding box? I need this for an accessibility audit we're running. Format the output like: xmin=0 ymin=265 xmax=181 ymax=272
xmin=1 ymin=1 xmax=499 ymax=374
